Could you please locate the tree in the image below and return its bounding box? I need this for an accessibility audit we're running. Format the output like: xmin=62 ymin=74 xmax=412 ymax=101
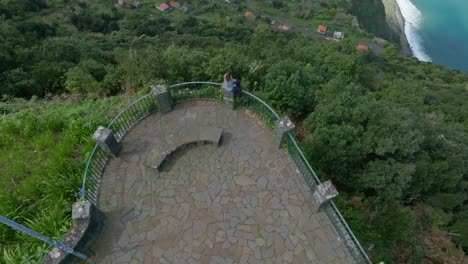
xmin=451 ymin=209 xmax=468 ymax=251
xmin=371 ymin=201 xmax=416 ymax=262
xmin=356 ymin=159 xmax=415 ymax=200
xmin=64 ymin=67 xmax=97 ymax=93
xmin=261 ymin=60 xmax=314 ymax=118
xmin=304 ymin=79 xmax=372 ymax=185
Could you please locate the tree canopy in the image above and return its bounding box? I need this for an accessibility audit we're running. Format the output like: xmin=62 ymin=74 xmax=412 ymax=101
xmin=0 ymin=0 xmax=467 ymax=262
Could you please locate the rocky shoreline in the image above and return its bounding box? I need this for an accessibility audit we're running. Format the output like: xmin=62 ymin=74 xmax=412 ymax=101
xmin=381 ymin=0 xmax=412 ymax=55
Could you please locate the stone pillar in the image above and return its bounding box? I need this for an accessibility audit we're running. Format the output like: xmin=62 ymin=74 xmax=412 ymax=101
xmin=92 ymin=126 xmax=120 ymax=156
xmin=222 ymin=89 xmax=234 ymax=110
xmin=152 ymin=85 xmax=172 ymax=114
xmin=40 ymin=201 xmax=104 ymax=263
xmin=274 ymin=116 xmax=295 ymax=148
xmin=313 ymin=180 xmax=339 ymax=211
xmin=71 ymin=200 xmax=103 ymax=238
xmin=72 ymin=201 xmax=92 ymax=220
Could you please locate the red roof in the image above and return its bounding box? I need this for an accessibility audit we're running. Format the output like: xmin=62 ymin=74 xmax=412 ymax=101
xmin=169 ymin=1 xmax=180 ymax=8
xmin=244 ymin=11 xmax=254 ymax=18
xmin=317 ymin=25 xmax=328 ymax=32
xmin=157 ymin=3 xmax=171 ymax=11
xmin=356 ymin=44 xmax=370 ymax=51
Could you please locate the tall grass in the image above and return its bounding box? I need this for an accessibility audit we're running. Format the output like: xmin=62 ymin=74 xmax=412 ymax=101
xmin=0 ymin=95 xmax=138 ymax=263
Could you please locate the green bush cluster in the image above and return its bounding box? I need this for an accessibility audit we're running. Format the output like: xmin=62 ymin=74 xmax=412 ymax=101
xmin=0 ymin=0 xmax=467 ymax=263
xmin=0 ymin=96 xmax=136 ymax=263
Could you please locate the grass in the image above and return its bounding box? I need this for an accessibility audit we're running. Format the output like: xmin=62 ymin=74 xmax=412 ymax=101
xmin=0 ymin=94 xmax=140 ymax=263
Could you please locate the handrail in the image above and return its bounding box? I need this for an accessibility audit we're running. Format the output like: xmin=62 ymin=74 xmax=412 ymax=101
xmin=286 ymin=133 xmax=322 ymax=184
xmin=285 ymin=132 xmax=371 ymax=263
xmin=330 ymin=201 xmax=372 ymax=264
xmin=108 ymin=93 xmax=153 ymax=127
xmin=242 ymin=90 xmax=280 ymax=119
xmin=81 ymin=144 xmax=99 ymax=201
xmin=80 ymin=81 xmax=371 ymax=263
xmin=81 ymin=94 xmax=157 ymax=203
xmin=169 ymin=81 xmax=222 ymax=88
xmin=0 ymin=215 xmax=88 ymax=260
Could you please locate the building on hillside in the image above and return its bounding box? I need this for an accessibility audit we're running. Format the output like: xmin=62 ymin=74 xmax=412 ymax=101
xmin=333 ymin=31 xmax=345 ymax=39
xmin=117 ymin=0 xmax=126 ymax=6
xmin=278 ymin=23 xmax=293 ymax=31
xmin=244 ymin=11 xmax=254 ymax=18
xmin=317 ymin=25 xmax=328 ymax=34
xmin=356 ymin=44 xmax=370 ymax=51
xmin=271 ymin=23 xmax=293 ymax=32
xmin=156 ymin=3 xmax=173 ymax=13
xmin=169 ymin=1 xmax=181 ymax=8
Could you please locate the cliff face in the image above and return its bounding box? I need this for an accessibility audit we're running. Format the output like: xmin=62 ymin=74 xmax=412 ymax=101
xmin=350 ymin=0 xmax=399 ymax=44
xmin=381 ymin=0 xmax=412 ymax=55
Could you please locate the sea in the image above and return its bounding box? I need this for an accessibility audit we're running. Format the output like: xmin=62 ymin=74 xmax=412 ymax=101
xmin=395 ymin=0 xmax=468 ymax=72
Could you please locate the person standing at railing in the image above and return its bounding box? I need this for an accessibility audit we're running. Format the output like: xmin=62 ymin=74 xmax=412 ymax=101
xmin=222 ymin=70 xmax=235 ymax=92
xmin=233 ymin=79 xmax=242 ymax=97
xmin=222 ymin=70 xmax=242 ymax=97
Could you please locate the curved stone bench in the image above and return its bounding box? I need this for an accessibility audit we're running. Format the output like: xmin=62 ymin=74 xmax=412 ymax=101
xmin=145 ymin=126 xmax=223 ymax=171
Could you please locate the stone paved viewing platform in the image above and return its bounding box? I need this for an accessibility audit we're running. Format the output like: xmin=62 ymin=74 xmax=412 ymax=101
xmin=90 ymin=101 xmax=352 ymax=263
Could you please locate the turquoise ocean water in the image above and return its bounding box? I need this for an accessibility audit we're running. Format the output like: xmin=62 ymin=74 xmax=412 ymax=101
xmin=396 ymin=0 xmax=468 ymax=72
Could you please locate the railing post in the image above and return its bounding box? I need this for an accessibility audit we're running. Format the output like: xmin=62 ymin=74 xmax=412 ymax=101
xmin=313 ymin=180 xmax=339 ymax=212
xmin=0 ymin=214 xmax=88 ymax=261
xmin=222 ymin=89 xmax=234 ymax=110
xmin=43 ymin=200 xmax=103 ymax=262
xmin=152 ymin=85 xmax=172 ymax=113
xmin=274 ymin=116 xmax=295 ymax=148
xmin=92 ymin=126 xmax=120 ymax=157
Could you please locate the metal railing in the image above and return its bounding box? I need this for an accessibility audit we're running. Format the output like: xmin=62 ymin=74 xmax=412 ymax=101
xmin=81 ymin=94 xmax=158 ymax=204
xmin=324 ymin=201 xmax=372 ymax=264
xmin=169 ymin=81 xmax=221 ymax=103
xmin=235 ymin=90 xmax=370 ymax=264
xmin=0 ymin=215 xmax=87 ymax=260
xmin=236 ymin=91 xmax=279 ymax=129
xmin=80 ymin=81 xmax=371 ymax=263
xmin=283 ymin=133 xmax=371 ymax=264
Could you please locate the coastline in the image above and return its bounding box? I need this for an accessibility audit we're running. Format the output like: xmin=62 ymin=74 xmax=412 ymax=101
xmin=381 ymin=0 xmax=412 ymax=56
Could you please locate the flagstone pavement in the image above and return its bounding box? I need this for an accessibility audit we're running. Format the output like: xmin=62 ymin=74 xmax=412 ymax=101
xmin=89 ymin=101 xmax=353 ymax=264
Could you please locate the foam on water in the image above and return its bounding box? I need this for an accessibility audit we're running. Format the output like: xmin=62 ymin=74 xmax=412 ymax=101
xmin=396 ymin=0 xmax=431 ymax=62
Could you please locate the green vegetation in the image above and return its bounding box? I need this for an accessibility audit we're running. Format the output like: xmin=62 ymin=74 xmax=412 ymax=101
xmin=0 ymin=0 xmax=466 ymax=263
xmin=0 ymin=95 xmax=138 ymax=263
xmin=249 ymin=0 xmax=353 ymax=31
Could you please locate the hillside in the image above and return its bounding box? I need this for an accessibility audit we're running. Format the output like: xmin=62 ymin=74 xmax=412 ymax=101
xmin=0 ymin=0 xmax=467 ymax=263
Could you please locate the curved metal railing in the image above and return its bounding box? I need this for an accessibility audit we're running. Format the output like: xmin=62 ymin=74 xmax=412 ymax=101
xmin=283 ymin=133 xmax=371 ymax=264
xmin=169 ymin=81 xmax=221 ymax=103
xmin=80 ymin=81 xmax=371 ymax=264
xmin=81 ymin=94 xmax=158 ymax=203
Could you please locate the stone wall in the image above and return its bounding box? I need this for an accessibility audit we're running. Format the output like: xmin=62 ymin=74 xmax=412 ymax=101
xmin=40 ymin=201 xmax=103 ymax=264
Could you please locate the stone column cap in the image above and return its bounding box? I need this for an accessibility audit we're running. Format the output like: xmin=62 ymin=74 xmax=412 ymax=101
xmin=151 ymin=85 xmax=168 ymax=95
xmin=276 ymin=116 xmax=295 ymax=130
xmin=92 ymin=126 xmax=112 ymax=142
xmin=72 ymin=201 xmax=91 ymax=220
xmin=48 ymin=247 xmax=62 ymax=259
xmin=314 ymin=180 xmax=339 ymax=203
